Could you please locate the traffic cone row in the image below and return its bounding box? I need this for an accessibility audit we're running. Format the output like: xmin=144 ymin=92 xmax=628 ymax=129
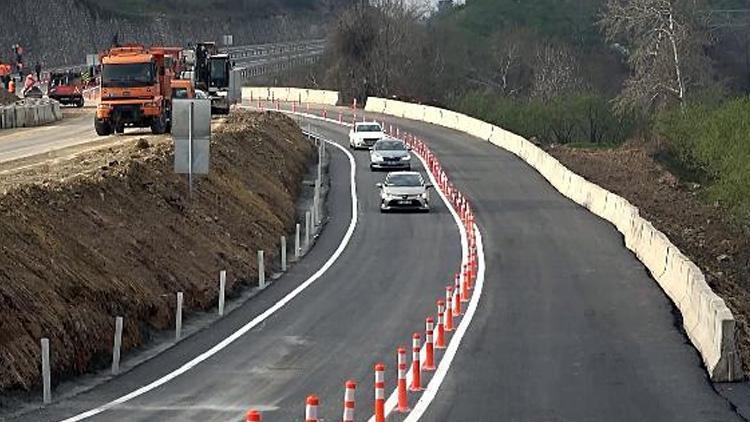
xmin=243 ymin=112 xmax=481 ymax=422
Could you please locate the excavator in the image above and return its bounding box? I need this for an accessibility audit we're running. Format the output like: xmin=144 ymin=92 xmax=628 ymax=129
xmin=182 ymin=42 xmax=236 ymax=115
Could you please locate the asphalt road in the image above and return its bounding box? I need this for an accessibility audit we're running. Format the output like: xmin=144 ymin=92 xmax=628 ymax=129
xmin=337 ymin=108 xmax=743 ymax=422
xmin=8 ymin=116 xmax=462 ymax=421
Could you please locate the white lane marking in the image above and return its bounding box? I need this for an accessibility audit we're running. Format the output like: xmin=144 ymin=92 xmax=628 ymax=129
xmin=404 ymin=226 xmax=484 ymax=421
xmin=251 ymin=106 xmax=487 ymax=421
xmin=59 ymin=137 xmax=358 ymax=422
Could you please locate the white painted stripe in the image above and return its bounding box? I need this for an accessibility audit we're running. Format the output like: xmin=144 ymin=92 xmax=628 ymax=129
xmin=373 ymin=140 xmax=474 ymax=421
xmin=59 ymin=136 xmax=359 ymax=422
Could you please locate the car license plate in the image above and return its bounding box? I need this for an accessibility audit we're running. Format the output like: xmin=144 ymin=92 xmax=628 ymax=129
xmin=398 ymin=200 xmax=411 ymax=205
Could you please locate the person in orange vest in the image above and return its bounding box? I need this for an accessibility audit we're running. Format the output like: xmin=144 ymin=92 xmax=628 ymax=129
xmin=8 ymin=78 xmax=16 ymax=94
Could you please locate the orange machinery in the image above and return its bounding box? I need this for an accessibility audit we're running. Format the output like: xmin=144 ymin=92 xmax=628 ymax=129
xmin=95 ymin=45 xmax=182 ymax=136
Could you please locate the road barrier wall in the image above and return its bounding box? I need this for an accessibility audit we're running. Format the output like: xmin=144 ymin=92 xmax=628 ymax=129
xmin=0 ymin=98 xmax=62 ymax=129
xmin=364 ymin=97 xmax=742 ymax=382
xmin=242 ymin=87 xmax=339 ymax=106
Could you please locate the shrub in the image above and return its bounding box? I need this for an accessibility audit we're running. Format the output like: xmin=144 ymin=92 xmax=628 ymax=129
xmin=657 ymin=97 xmax=750 ymax=219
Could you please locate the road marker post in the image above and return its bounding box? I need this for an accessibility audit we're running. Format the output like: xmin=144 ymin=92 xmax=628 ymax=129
xmin=41 ymin=338 xmax=51 ymax=404
xmin=410 ymin=333 xmax=422 ymax=391
xmin=218 ymin=270 xmax=226 ymax=316
xmin=246 ymin=409 xmax=261 ymax=421
xmin=436 ymin=300 xmax=446 ymax=349
xmin=343 ymin=380 xmax=356 ymax=422
xmin=444 ymin=287 xmax=454 ymax=331
xmin=281 ymin=236 xmax=287 ymax=272
xmin=460 ymin=265 xmax=469 ymax=303
xmin=397 ymin=347 xmax=410 ymax=413
xmin=112 ymin=316 xmax=123 ymax=375
xmin=424 ymin=317 xmax=436 ymax=371
xmin=175 ymin=292 xmax=183 ymax=340
xmin=258 ymin=250 xmax=266 ymax=289
xmin=305 ymin=394 xmax=320 ymax=422
xmin=375 ymin=363 xmax=386 ymax=422
xmin=295 ymin=223 xmax=301 ymax=259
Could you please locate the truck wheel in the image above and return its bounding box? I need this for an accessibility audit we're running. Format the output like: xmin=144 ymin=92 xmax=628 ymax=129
xmin=151 ymin=113 xmax=167 ymax=134
xmin=115 ymin=123 xmax=125 ymax=134
xmin=75 ymin=97 xmax=84 ymax=108
xmin=95 ymin=119 xmax=113 ymax=136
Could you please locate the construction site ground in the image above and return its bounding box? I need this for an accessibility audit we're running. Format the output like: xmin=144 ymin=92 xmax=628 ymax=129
xmin=0 ymin=111 xmax=314 ymax=400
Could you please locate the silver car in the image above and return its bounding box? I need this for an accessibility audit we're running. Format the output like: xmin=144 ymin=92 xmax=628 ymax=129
xmin=376 ymin=172 xmax=432 ymax=212
xmin=370 ymin=138 xmax=412 ymax=171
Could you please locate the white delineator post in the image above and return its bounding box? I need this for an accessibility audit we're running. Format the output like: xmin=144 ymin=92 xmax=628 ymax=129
xmin=112 ymin=316 xmax=123 ymax=375
xmin=258 ymin=250 xmax=266 ymax=289
xmin=295 ymin=223 xmax=301 ymax=259
xmin=218 ymin=270 xmax=226 ymax=316
xmin=175 ymin=292 xmax=183 ymax=341
xmin=281 ymin=236 xmax=287 ymax=272
xmin=41 ymin=338 xmax=51 ymax=404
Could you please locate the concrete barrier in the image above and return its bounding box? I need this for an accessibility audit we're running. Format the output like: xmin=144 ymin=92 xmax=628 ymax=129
xmin=363 ymin=96 xmax=742 ymax=382
xmin=0 ymin=98 xmax=63 ymax=129
xmin=242 ymin=87 xmax=339 ymax=106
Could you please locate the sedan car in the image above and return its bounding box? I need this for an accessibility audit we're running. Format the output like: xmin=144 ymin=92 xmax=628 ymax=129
xmin=376 ymin=171 xmax=432 ymax=212
xmin=370 ymin=138 xmax=411 ymax=171
xmin=349 ymin=121 xmax=386 ymax=149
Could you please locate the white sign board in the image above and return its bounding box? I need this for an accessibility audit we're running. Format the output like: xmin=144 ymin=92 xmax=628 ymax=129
xmin=173 ymin=99 xmax=211 ymax=175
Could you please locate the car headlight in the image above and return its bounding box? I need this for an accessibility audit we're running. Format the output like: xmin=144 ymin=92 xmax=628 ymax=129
xmin=372 ymin=154 xmax=383 ymax=162
xmin=401 ymin=155 xmax=411 ymax=161
xmin=420 ymin=192 xmax=428 ymax=199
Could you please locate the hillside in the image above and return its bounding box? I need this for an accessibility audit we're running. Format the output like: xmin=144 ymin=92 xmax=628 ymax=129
xmin=0 ymin=0 xmax=346 ymax=68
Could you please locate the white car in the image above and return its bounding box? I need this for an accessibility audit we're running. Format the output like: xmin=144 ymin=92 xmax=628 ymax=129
xmin=376 ymin=171 xmax=432 ymax=213
xmin=349 ymin=121 xmax=386 ymax=149
xmin=370 ymin=138 xmax=411 ymax=171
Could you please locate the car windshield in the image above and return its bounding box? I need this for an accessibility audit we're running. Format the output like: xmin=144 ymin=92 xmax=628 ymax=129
xmin=386 ymin=174 xmax=422 ymax=187
xmin=374 ymin=140 xmax=406 ymax=151
xmin=357 ymin=124 xmax=381 ymax=132
xmin=172 ymin=88 xmax=189 ymax=99
xmin=101 ymin=63 xmax=155 ymax=88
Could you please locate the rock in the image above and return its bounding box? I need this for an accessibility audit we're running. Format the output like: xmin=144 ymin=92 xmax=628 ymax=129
xmin=135 ymin=138 xmax=150 ymax=150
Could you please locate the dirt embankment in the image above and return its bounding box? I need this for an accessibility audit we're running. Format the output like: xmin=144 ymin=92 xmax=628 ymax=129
xmin=549 ymin=143 xmax=750 ymax=375
xmin=0 ymin=111 xmax=313 ymax=393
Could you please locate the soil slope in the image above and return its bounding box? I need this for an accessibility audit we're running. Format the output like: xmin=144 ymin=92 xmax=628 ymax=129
xmin=0 ymin=111 xmax=313 ymax=393
xmin=550 ymin=143 xmax=750 ymax=375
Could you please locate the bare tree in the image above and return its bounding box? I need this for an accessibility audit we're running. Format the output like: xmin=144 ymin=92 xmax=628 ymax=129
xmin=531 ymin=41 xmax=586 ymax=101
xmin=601 ymin=0 xmax=711 ymax=112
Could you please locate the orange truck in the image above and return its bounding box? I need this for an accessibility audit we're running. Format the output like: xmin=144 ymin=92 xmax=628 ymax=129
xmin=95 ymin=45 xmax=182 ymax=136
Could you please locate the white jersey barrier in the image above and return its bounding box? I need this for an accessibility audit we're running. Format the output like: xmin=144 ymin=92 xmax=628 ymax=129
xmin=365 ymin=96 xmax=741 ymax=382
xmin=242 ymin=87 xmax=339 ymax=106
xmin=0 ymin=98 xmax=63 ymax=129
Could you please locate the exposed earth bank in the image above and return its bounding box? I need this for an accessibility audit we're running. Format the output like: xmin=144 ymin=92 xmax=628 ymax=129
xmin=0 ymin=111 xmax=313 ymax=393
xmin=549 ymin=142 xmax=750 ymax=376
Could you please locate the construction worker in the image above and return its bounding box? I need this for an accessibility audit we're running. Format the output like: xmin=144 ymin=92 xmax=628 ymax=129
xmin=8 ymin=78 xmax=15 ymax=95
xmin=34 ymin=62 xmax=41 ymax=80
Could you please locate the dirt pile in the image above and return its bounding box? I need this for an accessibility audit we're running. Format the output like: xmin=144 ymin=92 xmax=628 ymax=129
xmin=0 ymin=111 xmax=313 ymax=393
xmin=549 ymin=143 xmax=750 ymax=374
xmin=0 ymin=91 xmax=18 ymax=106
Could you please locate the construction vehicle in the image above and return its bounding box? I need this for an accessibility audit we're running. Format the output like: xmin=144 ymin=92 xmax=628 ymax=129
xmin=170 ymin=79 xmax=195 ymax=99
xmin=48 ymin=72 xmax=84 ymax=107
xmin=94 ymin=45 xmax=182 ymax=136
xmin=182 ymin=42 xmax=239 ymax=115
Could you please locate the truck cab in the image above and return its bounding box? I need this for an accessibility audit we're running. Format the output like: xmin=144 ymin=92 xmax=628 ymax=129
xmin=95 ymin=45 xmax=181 ymax=136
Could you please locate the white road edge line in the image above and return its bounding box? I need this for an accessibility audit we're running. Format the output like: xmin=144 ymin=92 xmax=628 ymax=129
xmin=59 ymin=136 xmax=358 ymax=422
xmin=251 ymin=106 xmax=486 ymax=422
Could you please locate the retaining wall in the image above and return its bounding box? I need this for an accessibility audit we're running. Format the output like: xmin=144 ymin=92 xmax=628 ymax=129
xmin=364 ymin=97 xmax=742 ymax=382
xmin=0 ymin=99 xmax=63 ymax=129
